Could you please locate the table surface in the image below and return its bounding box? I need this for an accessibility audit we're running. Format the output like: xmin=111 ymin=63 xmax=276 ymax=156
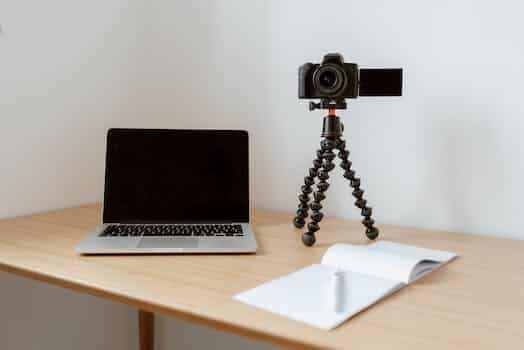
xmin=1 ymin=204 xmax=523 ymax=349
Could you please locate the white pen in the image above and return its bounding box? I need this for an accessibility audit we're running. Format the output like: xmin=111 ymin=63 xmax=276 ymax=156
xmin=333 ymin=269 xmax=345 ymax=313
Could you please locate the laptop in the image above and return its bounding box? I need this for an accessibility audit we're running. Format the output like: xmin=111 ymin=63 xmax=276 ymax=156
xmin=76 ymin=128 xmax=257 ymax=254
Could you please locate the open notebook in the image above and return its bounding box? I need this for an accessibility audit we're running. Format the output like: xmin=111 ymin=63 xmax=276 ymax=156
xmin=234 ymin=241 xmax=457 ymax=330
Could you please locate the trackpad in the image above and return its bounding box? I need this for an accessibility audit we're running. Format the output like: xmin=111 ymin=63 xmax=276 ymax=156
xmin=138 ymin=238 xmax=199 ymax=249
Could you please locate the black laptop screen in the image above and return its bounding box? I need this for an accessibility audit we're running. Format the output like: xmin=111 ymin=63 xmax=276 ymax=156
xmin=103 ymin=129 xmax=249 ymax=223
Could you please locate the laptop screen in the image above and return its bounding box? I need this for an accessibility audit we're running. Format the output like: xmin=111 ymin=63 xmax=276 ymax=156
xmin=103 ymin=129 xmax=249 ymax=223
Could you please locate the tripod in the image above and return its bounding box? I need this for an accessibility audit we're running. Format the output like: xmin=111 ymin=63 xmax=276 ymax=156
xmin=293 ymin=101 xmax=379 ymax=246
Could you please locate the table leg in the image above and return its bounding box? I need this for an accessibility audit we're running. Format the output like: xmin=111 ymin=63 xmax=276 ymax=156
xmin=139 ymin=309 xmax=155 ymax=350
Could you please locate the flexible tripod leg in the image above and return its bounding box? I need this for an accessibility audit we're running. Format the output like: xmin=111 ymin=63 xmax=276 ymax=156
xmin=302 ymin=138 xmax=337 ymax=246
xmin=335 ymin=138 xmax=379 ymax=240
xmin=293 ymin=149 xmax=323 ymax=229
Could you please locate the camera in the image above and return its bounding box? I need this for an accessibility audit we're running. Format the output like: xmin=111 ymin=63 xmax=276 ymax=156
xmin=298 ymin=53 xmax=402 ymax=101
xmin=294 ymin=53 xmax=402 ymax=246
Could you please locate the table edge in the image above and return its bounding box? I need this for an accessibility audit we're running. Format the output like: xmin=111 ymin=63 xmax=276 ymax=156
xmin=0 ymin=261 xmax=328 ymax=350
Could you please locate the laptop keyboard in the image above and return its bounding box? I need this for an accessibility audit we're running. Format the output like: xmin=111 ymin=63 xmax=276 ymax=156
xmin=100 ymin=224 xmax=244 ymax=237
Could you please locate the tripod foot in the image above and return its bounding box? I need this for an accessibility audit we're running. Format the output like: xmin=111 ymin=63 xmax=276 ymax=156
xmin=301 ymin=139 xmax=336 ymax=247
xmin=302 ymin=232 xmax=316 ymax=246
xmin=366 ymin=227 xmax=379 ymax=240
xmin=336 ymin=138 xmax=380 ymax=241
xmin=293 ymin=217 xmax=306 ymax=229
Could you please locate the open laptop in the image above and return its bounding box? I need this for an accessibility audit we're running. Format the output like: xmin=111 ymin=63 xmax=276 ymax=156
xmin=76 ymin=128 xmax=257 ymax=254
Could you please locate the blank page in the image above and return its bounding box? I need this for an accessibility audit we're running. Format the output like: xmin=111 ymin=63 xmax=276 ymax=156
xmin=321 ymin=241 xmax=456 ymax=283
xmin=234 ymin=264 xmax=401 ymax=330
xmin=368 ymin=241 xmax=457 ymax=282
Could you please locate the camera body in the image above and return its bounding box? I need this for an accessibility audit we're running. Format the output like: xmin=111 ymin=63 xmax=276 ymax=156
xmin=299 ymin=53 xmax=358 ymax=100
xmin=298 ymin=53 xmax=403 ymax=102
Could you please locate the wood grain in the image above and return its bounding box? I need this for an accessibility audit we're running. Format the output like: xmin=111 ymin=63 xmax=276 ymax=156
xmin=1 ymin=204 xmax=524 ymax=349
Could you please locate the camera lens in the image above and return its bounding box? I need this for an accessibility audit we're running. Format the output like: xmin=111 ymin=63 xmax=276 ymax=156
xmin=319 ymin=70 xmax=338 ymax=89
xmin=313 ymin=64 xmax=346 ymax=97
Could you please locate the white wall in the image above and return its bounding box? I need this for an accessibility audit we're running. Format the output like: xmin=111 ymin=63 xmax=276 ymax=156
xmin=2 ymin=0 xmax=524 ymax=349
xmin=0 ymin=0 xmax=149 ymax=219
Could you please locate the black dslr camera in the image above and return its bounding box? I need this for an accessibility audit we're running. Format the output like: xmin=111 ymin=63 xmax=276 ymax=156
xmin=298 ymin=53 xmax=402 ymax=105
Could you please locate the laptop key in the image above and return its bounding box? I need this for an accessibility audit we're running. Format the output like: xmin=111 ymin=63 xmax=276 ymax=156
xmin=100 ymin=224 xmax=243 ymax=237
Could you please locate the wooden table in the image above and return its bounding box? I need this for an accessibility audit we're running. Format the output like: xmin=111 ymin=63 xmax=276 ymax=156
xmin=1 ymin=204 xmax=523 ymax=349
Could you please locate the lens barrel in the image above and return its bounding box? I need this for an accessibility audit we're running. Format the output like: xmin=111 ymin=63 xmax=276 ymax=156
xmin=313 ymin=63 xmax=346 ymax=96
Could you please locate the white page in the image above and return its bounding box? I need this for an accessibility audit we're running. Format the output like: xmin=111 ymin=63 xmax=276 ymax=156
xmin=368 ymin=241 xmax=456 ymax=263
xmin=368 ymin=241 xmax=457 ymax=282
xmin=321 ymin=241 xmax=456 ymax=283
xmin=234 ymin=264 xmax=401 ymax=330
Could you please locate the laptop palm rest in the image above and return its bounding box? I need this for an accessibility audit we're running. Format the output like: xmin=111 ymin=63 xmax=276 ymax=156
xmin=138 ymin=238 xmax=199 ymax=249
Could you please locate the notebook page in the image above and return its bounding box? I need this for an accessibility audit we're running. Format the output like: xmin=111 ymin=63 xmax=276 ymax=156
xmin=368 ymin=241 xmax=456 ymax=262
xmin=234 ymin=264 xmax=401 ymax=330
xmin=367 ymin=241 xmax=457 ymax=282
xmin=321 ymin=243 xmax=427 ymax=283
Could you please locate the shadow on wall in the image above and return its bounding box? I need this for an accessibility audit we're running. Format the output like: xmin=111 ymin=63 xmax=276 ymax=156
xmin=144 ymin=0 xmax=268 ymax=131
xmin=418 ymin=96 xmax=507 ymax=235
